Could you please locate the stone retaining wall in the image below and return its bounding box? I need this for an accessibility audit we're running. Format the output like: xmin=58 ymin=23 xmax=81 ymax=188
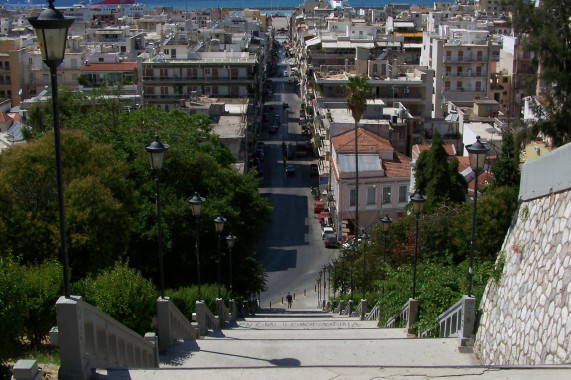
xmin=474 ymin=183 xmax=571 ymax=364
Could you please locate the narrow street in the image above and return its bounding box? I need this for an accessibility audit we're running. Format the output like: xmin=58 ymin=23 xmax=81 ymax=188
xmin=255 ymin=42 xmax=337 ymax=309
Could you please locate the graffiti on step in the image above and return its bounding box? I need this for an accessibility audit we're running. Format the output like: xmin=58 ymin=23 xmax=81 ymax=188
xmin=237 ymin=321 xmax=363 ymax=329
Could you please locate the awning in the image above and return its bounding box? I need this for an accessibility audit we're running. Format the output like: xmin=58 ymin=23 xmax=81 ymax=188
xmin=305 ymin=37 xmax=321 ymax=47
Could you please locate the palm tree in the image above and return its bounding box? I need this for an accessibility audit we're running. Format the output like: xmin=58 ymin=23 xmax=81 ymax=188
xmin=343 ymin=75 xmax=372 ymax=236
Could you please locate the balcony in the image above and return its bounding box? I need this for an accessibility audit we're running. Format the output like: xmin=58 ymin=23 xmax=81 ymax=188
xmin=142 ymin=75 xmax=256 ymax=83
xmin=443 ymin=55 xmax=488 ymax=63
xmin=443 ymin=71 xmax=488 ymax=78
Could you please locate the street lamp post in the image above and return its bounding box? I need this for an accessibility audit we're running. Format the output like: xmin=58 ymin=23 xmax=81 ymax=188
xmin=339 ymin=253 xmax=347 ymax=295
xmin=359 ymin=230 xmax=370 ymax=319
xmin=28 ymin=0 xmax=74 ymax=298
xmin=327 ymin=263 xmax=332 ymax=301
xmin=347 ymin=244 xmax=356 ymax=301
xmin=213 ymin=216 xmax=227 ymax=299
xmin=188 ymin=193 xmax=205 ymax=300
xmin=145 ymin=135 xmax=170 ymax=299
xmin=322 ymin=265 xmax=327 ymax=304
xmin=466 ymin=136 xmax=489 ymax=297
xmin=226 ymin=234 xmax=237 ymax=298
xmin=410 ymin=192 xmax=427 ymax=299
xmin=332 ymin=259 xmax=338 ymax=300
xmin=380 ymin=214 xmax=393 ymax=262
xmin=316 ymin=276 xmax=321 ymax=305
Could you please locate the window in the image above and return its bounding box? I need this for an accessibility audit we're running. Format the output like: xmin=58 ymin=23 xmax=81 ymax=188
xmin=98 ymin=57 xmax=104 ymax=62
xmin=477 ymin=51 xmax=483 ymax=61
xmin=170 ymin=49 xmax=176 ymax=57
xmin=458 ymin=51 xmax=463 ymax=61
xmin=445 ymin=51 xmax=451 ymax=61
xmin=160 ymin=86 xmax=168 ymax=95
xmin=160 ymin=68 xmax=168 ymax=78
xmin=457 ymin=66 xmax=463 ymax=75
xmin=28 ymin=58 xmax=32 ymax=65
xmin=476 ymin=66 xmax=482 ymax=75
xmin=204 ymin=68 xmax=211 ymax=75
xmin=349 ymin=188 xmax=357 ymax=206
xmin=367 ymin=186 xmax=376 ymax=205
xmin=383 ymin=187 xmax=391 ymax=204
xmin=445 ymin=66 xmax=451 ymax=75
xmin=475 ymin=81 xmax=481 ymax=91
xmin=373 ymin=64 xmax=378 ymax=73
xmin=444 ymin=81 xmax=450 ymax=91
xmin=399 ymin=185 xmax=407 ymax=202
xmin=457 ymin=81 xmax=462 ymax=90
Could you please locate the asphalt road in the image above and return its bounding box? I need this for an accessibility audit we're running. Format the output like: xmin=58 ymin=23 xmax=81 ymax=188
xmin=255 ymin=47 xmax=340 ymax=310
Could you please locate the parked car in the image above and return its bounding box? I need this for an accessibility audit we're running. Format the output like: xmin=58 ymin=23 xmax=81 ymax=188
xmin=310 ymin=164 xmax=319 ymax=176
xmin=285 ymin=164 xmax=296 ymax=175
xmin=324 ymin=233 xmax=338 ymax=248
xmin=318 ymin=211 xmax=331 ymax=223
xmin=283 ymin=71 xmax=289 ymax=77
xmin=322 ymin=226 xmax=334 ymax=238
xmin=313 ymin=202 xmax=325 ymax=213
xmin=283 ymin=102 xmax=289 ymax=109
xmin=270 ymin=124 xmax=279 ymax=134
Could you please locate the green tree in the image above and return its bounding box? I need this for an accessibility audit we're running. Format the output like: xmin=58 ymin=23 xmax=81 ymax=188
xmin=24 ymin=90 xmax=272 ymax=296
xmin=492 ymin=130 xmax=520 ymax=189
xmin=509 ymin=0 xmax=571 ymax=146
xmin=0 ymin=130 xmax=136 ymax=279
xmin=414 ymin=131 xmax=467 ymax=209
xmin=448 ymin=186 xmax=519 ymax=264
xmin=343 ymin=75 xmax=373 ymax=233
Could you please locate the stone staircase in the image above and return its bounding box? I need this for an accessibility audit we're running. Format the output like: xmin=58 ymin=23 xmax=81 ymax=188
xmin=95 ymin=307 xmax=512 ymax=379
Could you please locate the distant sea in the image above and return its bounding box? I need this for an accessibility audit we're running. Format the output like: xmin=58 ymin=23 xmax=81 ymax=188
xmin=6 ymin=0 xmax=437 ymax=12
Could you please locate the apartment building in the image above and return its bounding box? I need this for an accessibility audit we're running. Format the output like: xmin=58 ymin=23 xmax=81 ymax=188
xmin=0 ymin=38 xmax=26 ymax=105
xmin=330 ymin=127 xmax=411 ymax=237
xmin=420 ymin=29 xmax=492 ymax=118
xmin=139 ymin=36 xmax=260 ymax=111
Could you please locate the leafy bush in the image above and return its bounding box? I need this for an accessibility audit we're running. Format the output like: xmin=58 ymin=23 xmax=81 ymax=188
xmin=20 ymin=260 xmax=62 ymax=347
xmin=72 ymin=262 xmax=157 ymax=335
xmin=168 ymin=284 xmax=228 ymax=320
xmin=0 ymin=256 xmax=26 ymax=373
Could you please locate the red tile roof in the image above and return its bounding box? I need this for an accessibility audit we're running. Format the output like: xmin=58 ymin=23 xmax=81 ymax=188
xmin=332 ymin=127 xmax=393 ymax=153
xmin=384 ymin=151 xmax=411 ymax=178
xmin=412 ymin=143 xmax=457 ymax=160
xmin=81 ymin=62 xmax=138 ymax=72
xmin=0 ymin=112 xmax=12 ymax=123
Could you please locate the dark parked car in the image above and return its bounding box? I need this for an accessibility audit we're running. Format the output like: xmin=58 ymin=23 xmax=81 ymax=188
xmin=310 ymin=164 xmax=319 ymax=176
xmin=324 ymin=233 xmax=338 ymax=248
xmin=285 ymin=164 xmax=296 ymax=175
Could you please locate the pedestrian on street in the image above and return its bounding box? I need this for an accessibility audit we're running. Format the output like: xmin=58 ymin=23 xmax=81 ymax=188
xmin=286 ymin=292 xmax=293 ymax=309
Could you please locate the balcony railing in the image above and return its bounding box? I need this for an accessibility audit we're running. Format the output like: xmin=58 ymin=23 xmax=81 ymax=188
xmin=142 ymin=75 xmax=256 ymax=82
xmin=443 ymin=55 xmax=488 ymax=63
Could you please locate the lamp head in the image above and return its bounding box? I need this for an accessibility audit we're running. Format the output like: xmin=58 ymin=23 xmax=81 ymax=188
xmin=144 ymin=135 xmax=170 ymax=171
xmin=188 ymin=192 xmax=205 ymax=216
xmin=380 ymin=214 xmax=393 ymax=232
xmin=28 ymin=0 xmax=74 ymax=67
xmin=466 ymin=135 xmax=489 ymax=173
xmin=213 ymin=215 xmax=226 ymax=233
xmin=410 ymin=192 xmax=427 ymax=215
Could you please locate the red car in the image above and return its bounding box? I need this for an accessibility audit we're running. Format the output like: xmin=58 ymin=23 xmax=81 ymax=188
xmin=313 ymin=202 xmax=324 ymax=213
xmin=318 ymin=211 xmax=331 ymax=223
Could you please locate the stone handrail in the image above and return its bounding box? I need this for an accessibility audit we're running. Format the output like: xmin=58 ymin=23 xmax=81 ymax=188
xmin=384 ymin=298 xmax=418 ymax=335
xmin=342 ymin=300 xmax=353 ymax=316
xmin=195 ymin=301 xmax=220 ymax=337
xmin=435 ymin=295 xmax=475 ymax=346
xmin=365 ymin=302 xmax=382 ymax=321
xmin=55 ymin=296 xmax=158 ymax=380
xmin=216 ymin=298 xmax=237 ymax=325
xmin=335 ymin=299 xmax=345 ymax=314
xmin=157 ymin=297 xmax=199 ymax=350
xmin=351 ymin=300 xmax=363 ymax=318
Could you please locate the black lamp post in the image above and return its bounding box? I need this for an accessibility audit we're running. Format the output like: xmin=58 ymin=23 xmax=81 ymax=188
xmin=332 ymin=259 xmax=338 ymax=300
xmin=380 ymin=214 xmax=393 ymax=262
xmin=410 ymin=192 xmax=427 ymax=299
xmin=188 ymin=193 xmax=205 ymax=300
xmin=213 ymin=215 xmax=227 ymax=299
xmin=145 ymin=135 xmax=170 ymax=299
xmin=226 ymin=233 xmax=237 ymax=298
xmin=339 ymin=253 xmax=347 ymax=295
xmin=28 ymin=0 xmax=74 ymax=299
xmin=327 ymin=263 xmax=332 ymax=301
xmin=466 ymin=136 xmax=489 ymax=297
xmin=322 ymin=265 xmax=327 ymax=303
xmin=347 ymin=244 xmax=356 ymax=301
xmin=360 ymin=230 xmax=371 ymax=300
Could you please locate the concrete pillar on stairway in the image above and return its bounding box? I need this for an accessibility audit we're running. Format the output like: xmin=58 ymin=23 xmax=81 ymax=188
xmin=157 ymin=297 xmax=173 ymax=350
xmin=407 ymin=298 xmax=419 ymax=336
xmin=359 ymin=299 xmax=367 ymax=320
xmin=458 ymin=296 xmax=476 ymax=347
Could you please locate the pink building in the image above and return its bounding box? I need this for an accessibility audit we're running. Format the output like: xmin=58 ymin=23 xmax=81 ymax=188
xmin=330 ymin=127 xmax=411 ymax=239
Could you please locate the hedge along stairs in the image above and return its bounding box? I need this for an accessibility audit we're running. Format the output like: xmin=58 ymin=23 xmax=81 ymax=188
xmin=96 ymin=307 xmax=491 ymax=379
